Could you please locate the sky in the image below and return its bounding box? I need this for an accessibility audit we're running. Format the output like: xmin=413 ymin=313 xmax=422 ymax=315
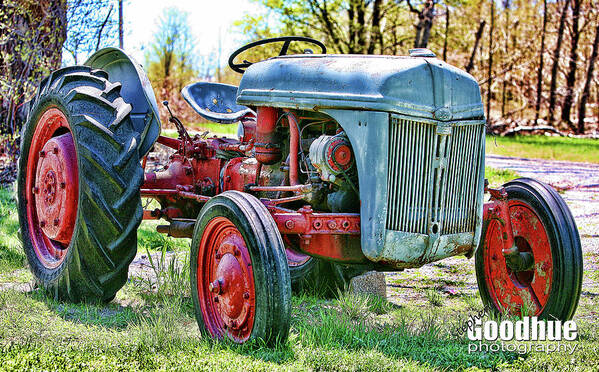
xmin=121 ymin=0 xmax=264 ymax=70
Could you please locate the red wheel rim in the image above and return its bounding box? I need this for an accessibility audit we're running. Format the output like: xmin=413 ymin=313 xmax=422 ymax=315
xmin=483 ymin=200 xmax=553 ymax=315
xmin=197 ymin=217 xmax=256 ymax=342
xmin=25 ymin=108 xmax=79 ymax=269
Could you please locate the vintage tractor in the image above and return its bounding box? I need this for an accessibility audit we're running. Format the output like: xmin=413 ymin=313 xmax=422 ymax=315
xmin=18 ymin=37 xmax=582 ymax=344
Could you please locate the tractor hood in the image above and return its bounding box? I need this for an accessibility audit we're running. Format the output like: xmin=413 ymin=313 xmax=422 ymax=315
xmin=237 ymin=54 xmax=484 ymax=121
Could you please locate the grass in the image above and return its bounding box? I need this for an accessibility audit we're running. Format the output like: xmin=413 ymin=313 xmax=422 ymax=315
xmin=1 ymin=132 xmax=598 ymax=370
xmin=486 ymin=135 xmax=599 ymax=164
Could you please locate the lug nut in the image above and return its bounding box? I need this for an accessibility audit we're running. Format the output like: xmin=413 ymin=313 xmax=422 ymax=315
xmin=40 ymin=220 xmax=46 ymax=228
xmin=243 ymin=292 xmax=250 ymax=299
xmin=234 ymin=249 xmax=240 ymax=256
xmin=32 ymin=187 xmax=39 ymax=194
xmin=214 ymin=296 xmax=219 ymax=303
xmin=209 ymin=279 xmax=222 ymax=294
xmin=39 ymin=150 xmax=46 ymax=158
xmin=53 ymin=218 xmax=60 ymax=226
xmin=60 ymin=182 xmax=66 ymax=189
xmin=231 ymin=320 xmax=237 ymax=328
xmin=53 ymin=147 xmax=59 ymax=154
xmin=215 ymin=252 xmax=221 ymax=259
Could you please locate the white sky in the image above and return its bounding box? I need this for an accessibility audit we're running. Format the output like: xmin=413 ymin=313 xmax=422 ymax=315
xmin=122 ymin=0 xmax=264 ymax=69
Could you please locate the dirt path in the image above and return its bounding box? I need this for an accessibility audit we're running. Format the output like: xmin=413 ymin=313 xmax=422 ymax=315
xmin=386 ymin=154 xmax=599 ymax=308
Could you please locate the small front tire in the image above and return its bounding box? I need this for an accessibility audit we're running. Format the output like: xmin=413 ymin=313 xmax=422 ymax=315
xmin=190 ymin=191 xmax=291 ymax=344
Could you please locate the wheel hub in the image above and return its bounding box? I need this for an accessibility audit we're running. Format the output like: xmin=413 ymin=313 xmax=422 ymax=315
xmin=197 ymin=217 xmax=256 ymax=342
xmin=483 ymin=201 xmax=553 ymax=315
xmin=212 ymin=239 xmax=252 ymax=330
xmin=34 ymin=133 xmax=78 ymax=244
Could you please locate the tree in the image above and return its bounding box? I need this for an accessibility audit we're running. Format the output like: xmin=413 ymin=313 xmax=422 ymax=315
xmin=486 ymin=0 xmax=494 ymax=120
xmin=0 ymin=0 xmax=67 ymax=135
xmin=578 ymin=24 xmax=599 ymax=133
xmin=547 ymin=0 xmax=570 ymax=127
xmin=534 ymin=0 xmax=548 ymax=125
xmin=145 ymin=7 xmax=197 ymax=124
xmin=561 ymin=0 xmax=582 ymax=131
xmin=406 ymin=0 xmax=436 ymax=48
xmin=63 ymin=0 xmax=120 ymax=64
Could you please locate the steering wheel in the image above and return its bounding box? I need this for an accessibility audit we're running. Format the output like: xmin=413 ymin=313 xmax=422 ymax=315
xmin=228 ymin=36 xmax=326 ymax=74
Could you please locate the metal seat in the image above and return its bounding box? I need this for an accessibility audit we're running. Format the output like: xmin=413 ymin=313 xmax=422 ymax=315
xmin=181 ymin=82 xmax=253 ymax=124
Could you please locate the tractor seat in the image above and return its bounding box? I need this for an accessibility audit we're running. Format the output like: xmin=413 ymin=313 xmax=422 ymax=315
xmin=181 ymin=82 xmax=254 ymax=124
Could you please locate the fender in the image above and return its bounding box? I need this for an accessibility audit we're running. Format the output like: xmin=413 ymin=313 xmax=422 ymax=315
xmin=85 ymin=47 xmax=161 ymax=157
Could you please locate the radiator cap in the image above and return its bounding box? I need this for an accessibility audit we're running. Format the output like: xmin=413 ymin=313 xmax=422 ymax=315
xmin=409 ymin=48 xmax=436 ymax=58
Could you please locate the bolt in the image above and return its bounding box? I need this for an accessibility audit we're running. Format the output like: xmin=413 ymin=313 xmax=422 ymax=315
xmin=53 ymin=218 xmax=59 ymax=226
xmin=243 ymin=292 xmax=250 ymax=299
xmin=60 ymin=182 xmax=66 ymax=189
xmin=209 ymin=279 xmax=222 ymax=294
xmin=327 ymin=220 xmax=337 ymax=229
xmin=39 ymin=150 xmax=46 ymax=158
xmin=32 ymin=186 xmax=39 ymax=194
xmin=40 ymin=220 xmax=46 ymax=228
xmin=53 ymin=147 xmax=59 ymax=154
xmin=313 ymin=221 xmax=322 ymax=230
xmin=285 ymin=220 xmax=295 ymax=229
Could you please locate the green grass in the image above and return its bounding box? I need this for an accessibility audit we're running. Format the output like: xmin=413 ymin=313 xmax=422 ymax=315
xmin=485 ymin=166 xmax=520 ymax=187
xmin=486 ymin=135 xmax=599 ymax=164
xmin=161 ymin=121 xmax=238 ymax=139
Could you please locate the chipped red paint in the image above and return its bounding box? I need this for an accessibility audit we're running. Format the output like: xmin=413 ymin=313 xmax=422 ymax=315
xmin=482 ymin=199 xmax=553 ymax=315
xmin=196 ymin=217 xmax=255 ymax=342
xmin=25 ymin=108 xmax=77 ymax=269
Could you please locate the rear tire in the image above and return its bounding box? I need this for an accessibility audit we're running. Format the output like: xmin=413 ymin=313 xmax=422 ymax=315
xmin=475 ymin=178 xmax=582 ymax=320
xmin=17 ymin=66 xmax=143 ymax=302
xmin=190 ymin=191 xmax=291 ymax=344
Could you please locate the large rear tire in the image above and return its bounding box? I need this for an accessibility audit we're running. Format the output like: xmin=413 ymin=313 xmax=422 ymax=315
xmin=190 ymin=191 xmax=291 ymax=344
xmin=475 ymin=178 xmax=582 ymax=320
xmin=17 ymin=66 xmax=144 ymax=302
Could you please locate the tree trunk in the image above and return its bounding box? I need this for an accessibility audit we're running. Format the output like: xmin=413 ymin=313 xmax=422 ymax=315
xmin=442 ymin=5 xmax=449 ymax=61
xmin=577 ymin=25 xmax=599 ymax=134
xmin=118 ymin=0 xmax=124 ymax=49
xmin=466 ymin=20 xmax=486 ymax=73
xmin=408 ymin=0 xmax=435 ymax=48
xmin=367 ymin=0 xmax=383 ymax=54
xmin=534 ymin=0 xmax=548 ymax=125
xmin=548 ymin=0 xmax=570 ymax=127
xmin=561 ymin=0 xmax=581 ymax=131
xmin=486 ymin=0 xmax=495 ymax=120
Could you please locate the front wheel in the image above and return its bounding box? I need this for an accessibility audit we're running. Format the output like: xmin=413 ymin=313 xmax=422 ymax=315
xmin=475 ymin=178 xmax=582 ymax=320
xmin=190 ymin=191 xmax=291 ymax=344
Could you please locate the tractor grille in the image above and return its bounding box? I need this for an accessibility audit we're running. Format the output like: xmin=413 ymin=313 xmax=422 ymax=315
xmin=386 ymin=117 xmax=484 ymax=235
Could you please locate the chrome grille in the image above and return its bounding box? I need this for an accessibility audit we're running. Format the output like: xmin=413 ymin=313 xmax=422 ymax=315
xmin=386 ymin=117 xmax=484 ymax=235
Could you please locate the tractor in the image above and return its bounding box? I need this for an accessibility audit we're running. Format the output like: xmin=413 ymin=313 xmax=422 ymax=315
xmin=17 ymin=37 xmax=582 ymax=344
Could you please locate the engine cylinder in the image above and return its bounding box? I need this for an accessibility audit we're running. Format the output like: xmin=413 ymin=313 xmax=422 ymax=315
xmin=255 ymin=106 xmax=281 ymax=165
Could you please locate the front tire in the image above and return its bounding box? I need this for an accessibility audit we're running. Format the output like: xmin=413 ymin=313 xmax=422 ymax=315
xmin=17 ymin=66 xmax=143 ymax=302
xmin=190 ymin=191 xmax=291 ymax=344
xmin=475 ymin=178 xmax=582 ymax=320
